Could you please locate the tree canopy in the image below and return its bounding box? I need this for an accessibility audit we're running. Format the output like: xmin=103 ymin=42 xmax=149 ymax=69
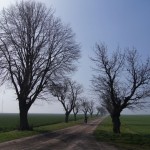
xmin=0 ymin=0 xmax=80 ymax=130
xmin=91 ymin=43 xmax=150 ymax=133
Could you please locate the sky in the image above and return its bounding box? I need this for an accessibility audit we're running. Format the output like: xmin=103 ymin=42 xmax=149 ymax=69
xmin=0 ymin=0 xmax=150 ymax=114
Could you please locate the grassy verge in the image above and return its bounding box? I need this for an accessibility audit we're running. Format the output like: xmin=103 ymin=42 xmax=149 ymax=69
xmin=94 ymin=115 xmax=150 ymax=150
xmin=0 ymin=113 xmax=84 ymax=132
xmin=0 ymin=119 xmax=83 ymax=143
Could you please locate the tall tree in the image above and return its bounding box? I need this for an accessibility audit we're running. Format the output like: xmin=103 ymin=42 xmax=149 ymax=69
xmin=91 ymin=43 xmax=150 ymax=133
xmin=49 ymin=79 xmax=83 ymax=123
xmin=0 ymin=1 xmax=80 ymax=130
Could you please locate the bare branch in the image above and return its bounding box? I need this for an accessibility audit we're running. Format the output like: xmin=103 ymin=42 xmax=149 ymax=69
xmin=91 ymin=43 xmax=150 ymax=133
xmin=48 ymin=78 xmax=83 ymax=122
xmin=0 ymin=1 xmax=80 ymax=130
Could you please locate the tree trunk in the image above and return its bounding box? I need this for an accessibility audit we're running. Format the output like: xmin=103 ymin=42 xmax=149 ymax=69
xmin=111 ymin=114 xmax=121 ymax=133
xmin=19 ymin=101 xmax=30 ymax=130
xmin=65 ymin=112 xmax=69 ymax=123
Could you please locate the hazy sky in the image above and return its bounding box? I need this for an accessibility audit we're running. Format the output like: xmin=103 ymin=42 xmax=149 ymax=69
xmin=0 ymin=0 xmax=150 ymax=114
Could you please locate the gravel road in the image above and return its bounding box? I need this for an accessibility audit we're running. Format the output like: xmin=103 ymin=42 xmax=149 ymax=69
xmin=0 ymin=118 xmax=118 ymax=150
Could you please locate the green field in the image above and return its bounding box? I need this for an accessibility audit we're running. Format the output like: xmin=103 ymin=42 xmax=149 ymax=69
xmin=0 ymin=113 xmax=83 ymax=132
xmin=0 ymin=113 xmax=85 ymax=142
xmin=94 ymin=115 xmax=150 ymax=150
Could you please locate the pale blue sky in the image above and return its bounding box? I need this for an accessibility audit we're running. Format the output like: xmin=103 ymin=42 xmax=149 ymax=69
xmin=0 ymin=0 xmax=150 ymax=114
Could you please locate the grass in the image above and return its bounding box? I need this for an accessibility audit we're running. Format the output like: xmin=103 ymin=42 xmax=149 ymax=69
xmin=0 ymin=113 xmax=84 ymax=143
xmin=0 ymin=119 xmax=82 ymax=143
xmin=94 ymin=115 xmax=150 ymax=150
xmin=0 ymin=113 xmax=83 ymax=132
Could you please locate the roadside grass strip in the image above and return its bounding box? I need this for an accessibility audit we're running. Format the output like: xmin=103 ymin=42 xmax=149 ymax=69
xmin=0 ymin=119 xmax=83 ymax=143
xmin=94 ymin=115 xmax=150 ymax=150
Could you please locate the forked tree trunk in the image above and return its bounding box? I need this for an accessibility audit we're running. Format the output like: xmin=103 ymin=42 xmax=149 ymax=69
xmin=111 ymin=113 xmax=121 ymax=133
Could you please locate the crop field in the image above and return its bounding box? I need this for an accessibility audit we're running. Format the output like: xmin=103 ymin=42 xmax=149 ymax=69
xmin=0 ymin=113 xmax=83 ymax=132
xmin=0 ymin=113 xmax=85 ymax=143
xmin=94 ymin=115 xmax=150 ymax=150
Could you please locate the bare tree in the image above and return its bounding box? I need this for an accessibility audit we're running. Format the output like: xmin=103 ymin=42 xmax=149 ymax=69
xmin=0 ymin=1 xmax=80 ymax=130
xmin=91 ymin=43 xmax=150 ymax=133
xmin=49 ymin=79 xmax=83 ymax=123
xmin=88 ymin=100 xmax=95 ymax=117
xmin=73 ymin=101 xmax=80 ymax=121
xmin=96 ymin=106 xmax=107 ymax=116
xmin=81 ymin=98 xmax=89 ymax=123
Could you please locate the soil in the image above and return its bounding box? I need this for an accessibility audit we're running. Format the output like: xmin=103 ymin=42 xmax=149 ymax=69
xmin=0 ymin=118 xmax=119 ymax=150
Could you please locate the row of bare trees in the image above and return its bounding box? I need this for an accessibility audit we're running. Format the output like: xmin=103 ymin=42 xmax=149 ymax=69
xmin=0 ymin=0 xmax=103 ymax=130
xmin=0 ymin=1 xmax=81 ymax=130
xmin=1 ymin=0 xmax=147 ymax=134
xmin=96 ymin=106 xmax=107 ymax=116
xmin=48 ymin=78 xmax=99 ymax=123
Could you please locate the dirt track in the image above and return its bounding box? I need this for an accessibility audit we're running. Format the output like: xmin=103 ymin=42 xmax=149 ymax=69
xmin=0 ymin=118 xmax=118 ymax=150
